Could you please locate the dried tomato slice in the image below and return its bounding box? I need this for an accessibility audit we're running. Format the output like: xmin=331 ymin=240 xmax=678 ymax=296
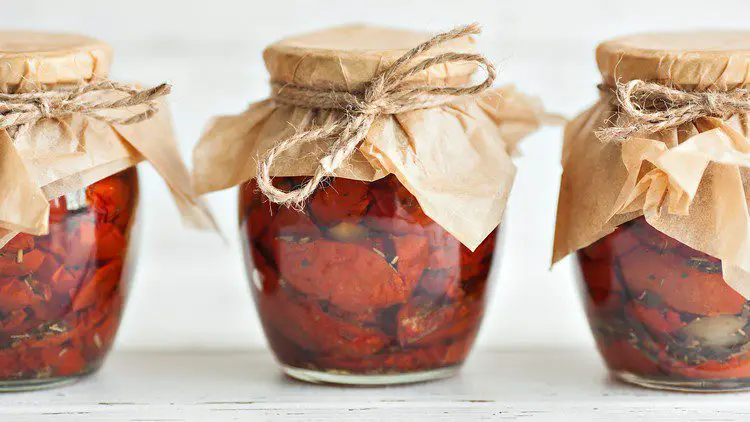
xmin=314 ymin=338 xmax=474 ymax=373
xmin=259 ymin=289 xmax=389 ymax=357
xmin=0 ymin=168 xmax=136 ymax=384
xmin=397 ymin=296 xmax=480 ymax=347
xmin=419 ymin=269 xmax=462 ymax=299
xmin=596 ymin=339 xmax=661 ymax=375
xmin=243 ymin=175 xmax=496 ymax=378
xmin=278 ymin=238 xmax=413 ymax=312
xmin=364 ymin=176 xmax=434 ymax=235
xmin=426 ymin=228 xmax=461 ymax=271
xmin=95 ymin=223 xmax=127 ymax=261
xmin=4 ymin=234 xmax=34 ymax=252
xmin=72 ymin=260 xmax=123 ymax=312
xmin=625 ymin=302 xmax=686 ymax=334
xmin=392 ymin=234 xmax=429 ymax=290
xmin=87 ymin=172 xmax=133 ymax=226
xmin=267 ymin=205 xmax=322 ymax=245
xmin=577 ymin=254 xmax=623 ymax=307
xmin=459 ymin=232 xmax=496 ymax=284
xmin=309 ymin=178 xmax=371 ymax=226
xmin=0 ymin=277 xmax=40 ymax=311
xmin=578 ymin=216 xmax=750 ymax=386
xmin=618 ymin=247 xmax=744 ymax=315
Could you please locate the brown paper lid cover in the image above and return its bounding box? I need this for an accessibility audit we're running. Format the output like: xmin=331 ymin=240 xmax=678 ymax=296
xmin=263 ymin=24 xmax=477 ymax=91
xmin=597 ymin=31 xmax=750 ymax=89
xmin=0 ymin=31 xmax=112 ymax=87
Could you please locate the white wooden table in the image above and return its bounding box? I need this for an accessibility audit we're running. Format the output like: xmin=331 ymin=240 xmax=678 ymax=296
xmin=1 ymin=349 xmax=749 ymax=421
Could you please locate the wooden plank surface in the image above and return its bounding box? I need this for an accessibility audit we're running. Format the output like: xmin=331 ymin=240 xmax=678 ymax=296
xmin=1 ymin=349 xmax=749 ymax=421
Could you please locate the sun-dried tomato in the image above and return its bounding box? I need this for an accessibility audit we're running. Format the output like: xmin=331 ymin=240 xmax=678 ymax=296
xmin=245 ymin=247 xmax=281 ymax=294
xmin=314 ymin=338 xmax=475 ymax=374
xmin=4 ymin=234 xmax=34 ymax=252
xmin=240 ymin=174 xmax=498 ymax=379
xmin=0 ymin=167 xmax=137 ymax=386
xmin=50 ymin=266 xmax=83 ymax=296
xmin=44 ymin=347 xmax=86 ymax=377
xmin=397 ymin=296 xmax=480 ymax=347
xmin=392 ymin=234 xmax=429 ymax=289
xmin=459 ymin=231 xmax=497 ymax=282
xmin=269 ymin=205 xmax=322 ymax=241
xmin=259 ymin=288 xmax=389 ymax=357
xmin=0 ymin=249 xmax=45 ymax=277
xmin=309 ymin=177 xmax=371 ymax=227
xmin=364 ymin=176 xmax=434 ymax=235
xmin=425 ymin=227 xmax=461 ymax=271
xmin=669 ymin=354 xmax=750 ymax=380
xmin=578 ymin=216 xmax=750 ymax=387
xmin=0 ymin=278 xmax=39 ymax=311
xmin=95 ymin=224 xmax=127 ymax=261
xmin=87 ymin=173 xmax=134 ymax=227
xmin=240 ymin=180 xmax=276 ymax=241
xmin=71 ymin=260 xmax=123 ymax=312
xmin=60 ymin=219 xmax=97 ymax=269
xmin=619 ymin=247 xmax=744 ymax=315
xmin=419 ymin=269 xmax=462 ymax=299
xmin=596 ymin=339 xmax=661 ymax=375
xmin=0 ymin=309 xmax=34 ymax=335
xmin=278 ymin=239 xmax=412 ymax=312
xmin=625 ymin=302 xmax=685 ymax=334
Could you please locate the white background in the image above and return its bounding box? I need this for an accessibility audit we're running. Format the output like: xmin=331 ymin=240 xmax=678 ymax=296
xmin=1 ymin=0 xmax=748 ymax=352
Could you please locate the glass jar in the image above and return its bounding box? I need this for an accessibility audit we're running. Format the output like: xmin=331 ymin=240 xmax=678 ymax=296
xmin=240 ymin=175 xmax=497 ymax=385
xmin=577 ymin=216 xmax=750 ymax=391
xmin=0 ymin=168 xmax=138 ymax=391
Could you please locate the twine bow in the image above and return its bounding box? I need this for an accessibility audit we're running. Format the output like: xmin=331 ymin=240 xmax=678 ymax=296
xmin=597 ymin=80 xmax=750 ymax=143
xmin=0 ymin=80 xmax=172 ymax=136
xmin=257 ymin=23 xmax=496 ymax=208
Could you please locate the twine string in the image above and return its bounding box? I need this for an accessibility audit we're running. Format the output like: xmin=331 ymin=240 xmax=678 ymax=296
xmin=0 ymin=80 xmax=172 ymax=136
xmin=257 ymin=23 xmax=496 ymax=208
xmin=597 ymin=80 xmax=750 ymax=142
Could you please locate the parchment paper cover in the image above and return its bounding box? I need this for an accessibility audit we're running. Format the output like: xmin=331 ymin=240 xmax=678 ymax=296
xmin=553 ymin=31 xmax=750 ymax=297
xmin=193 ymin=25 xmax=548 ymax=250
xmin=0 ymin=31 xmax=215 ymax=246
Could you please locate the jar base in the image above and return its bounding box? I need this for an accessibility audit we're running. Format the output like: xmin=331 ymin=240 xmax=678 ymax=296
xmin=0 ymin=376 xmax=81 ymax=392
xmin=614 ymin=371 xmax=750 ymax=392
xmin=281 ymin=364 xmax=461 ymax=386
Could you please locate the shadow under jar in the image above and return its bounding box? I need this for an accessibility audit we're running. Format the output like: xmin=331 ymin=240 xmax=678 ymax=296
xmin=0 ymin=168 xmax=138 ymax=391
xmin=577 ymin=217 xmax=750 ymax=392
xmin=240 ymin=176 xmax=497 ymax=385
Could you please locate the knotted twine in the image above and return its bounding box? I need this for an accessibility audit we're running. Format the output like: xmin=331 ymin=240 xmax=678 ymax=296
xmin=0 ymin=80 xmax=171 ymax=138
xmin=597 ymin=79 xmax=750 ymax=142
xmin=257 ymin=23 xmax=497 ymax=208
